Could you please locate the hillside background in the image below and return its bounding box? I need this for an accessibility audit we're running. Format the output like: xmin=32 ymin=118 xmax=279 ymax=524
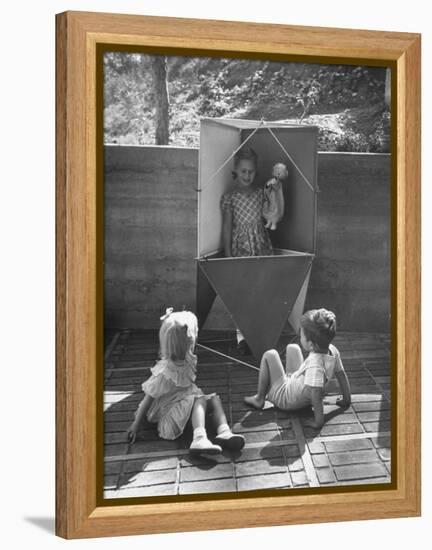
xmin=104 ymin=53 xmax=391 ymax=152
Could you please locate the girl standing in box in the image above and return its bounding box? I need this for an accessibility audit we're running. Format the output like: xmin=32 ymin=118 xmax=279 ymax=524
xmin=220 ymin=147 xmax=272 ymax=354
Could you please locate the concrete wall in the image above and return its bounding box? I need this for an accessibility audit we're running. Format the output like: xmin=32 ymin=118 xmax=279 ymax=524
xmin=104 ymin=145 xmax=198 ymax=329
xmin=305 ymin=153 xmax=391 ymax=333
xmin=104 ymin=146 xmax=391 ymax=332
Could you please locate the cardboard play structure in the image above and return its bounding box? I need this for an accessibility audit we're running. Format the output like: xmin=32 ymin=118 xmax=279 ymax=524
xmin=196 ymin=118 xmax=318 ymax=361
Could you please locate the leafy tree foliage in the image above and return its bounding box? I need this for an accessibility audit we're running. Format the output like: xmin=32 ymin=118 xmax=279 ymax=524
xmin=104 ymin=53 xmax=390 ymax=152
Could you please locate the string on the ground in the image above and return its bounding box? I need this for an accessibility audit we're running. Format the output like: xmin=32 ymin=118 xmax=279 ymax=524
xmin=196 ymin=343 xmax=260 ymax=371
xmin=198 ymin=120 xmax=316 ymax=195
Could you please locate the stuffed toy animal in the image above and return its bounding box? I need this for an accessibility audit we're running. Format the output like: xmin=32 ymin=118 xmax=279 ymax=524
xmin=262 ymin=163 xmax=288 ymax=230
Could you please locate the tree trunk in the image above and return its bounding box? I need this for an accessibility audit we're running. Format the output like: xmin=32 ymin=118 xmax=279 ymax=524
xmin=151 ymin=56 xmax=170 ymax=145
xmin=384 ymin=67 xmax=391 ymax=108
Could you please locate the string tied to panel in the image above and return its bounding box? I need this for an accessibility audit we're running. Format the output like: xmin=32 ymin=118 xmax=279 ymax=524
xmin=199 ymin=120 xmax=265 ymax=192
xmin=198 ymin=119 xmax=317 ymax=194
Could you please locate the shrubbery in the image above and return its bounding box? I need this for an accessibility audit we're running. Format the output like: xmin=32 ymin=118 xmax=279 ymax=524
xmin=104 ymin=53 xmax=390 ymax=152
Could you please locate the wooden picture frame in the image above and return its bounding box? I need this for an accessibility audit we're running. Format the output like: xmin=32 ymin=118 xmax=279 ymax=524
xmin=56 ymin=11 xmax=421 ymax=539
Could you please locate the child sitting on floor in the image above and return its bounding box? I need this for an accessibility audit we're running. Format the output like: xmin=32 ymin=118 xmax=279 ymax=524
xmin=244 ymin=308 xmax=351 ymax=428
xmin=127 ymin=308 xmax=245 ymax=454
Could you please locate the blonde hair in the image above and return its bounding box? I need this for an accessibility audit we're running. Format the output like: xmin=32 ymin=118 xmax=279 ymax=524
xmin=159 ymin=310 xmax=198 ymax=361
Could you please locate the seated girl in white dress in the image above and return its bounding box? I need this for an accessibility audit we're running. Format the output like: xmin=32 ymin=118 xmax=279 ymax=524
xmin=127 ymin=308 xmax=245 ymax=454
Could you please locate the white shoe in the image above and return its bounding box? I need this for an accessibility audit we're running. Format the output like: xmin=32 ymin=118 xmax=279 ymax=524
xmin=215 ymin=430 xmax=245 ymax=451
xmin=189 ymin=436 xmax=222 ymax=455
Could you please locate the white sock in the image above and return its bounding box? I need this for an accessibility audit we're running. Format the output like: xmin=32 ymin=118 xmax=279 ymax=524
xmin=217 ymin=423 xmax=231 ymax=436
xmin=236 ymin=329 xmax=244 ymax=344
xmin=193 ymin=427 xmax=207 ymax=440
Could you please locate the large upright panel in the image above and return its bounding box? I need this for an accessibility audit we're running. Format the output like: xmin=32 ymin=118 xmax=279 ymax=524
xmin=196 ymin=118 xmax=318 ymax=360
xmin=198 ymin=119 xmax=240 ymax=257
xmin=242 ymin=126 xmax=318 ymax=253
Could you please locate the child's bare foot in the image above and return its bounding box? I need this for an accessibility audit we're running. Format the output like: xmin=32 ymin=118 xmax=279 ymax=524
xmin=244 ymin=395 xmax=265 ymax=409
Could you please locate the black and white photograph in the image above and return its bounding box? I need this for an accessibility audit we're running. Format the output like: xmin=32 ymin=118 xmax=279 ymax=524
xmin=4 ymin=0 xmax=430 ymax=546
xmin=103 ymin=51 xmax=392 ymax=499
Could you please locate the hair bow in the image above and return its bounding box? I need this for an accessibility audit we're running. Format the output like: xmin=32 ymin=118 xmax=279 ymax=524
xmin=160 ymin=307 xmax=174 ymax=321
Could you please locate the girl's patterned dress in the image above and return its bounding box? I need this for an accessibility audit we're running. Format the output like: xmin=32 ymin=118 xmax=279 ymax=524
xmin=221 ymin=187 xmax=273 ymax=256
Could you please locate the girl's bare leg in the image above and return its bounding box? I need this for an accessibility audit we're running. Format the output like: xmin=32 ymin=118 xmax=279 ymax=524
xmin=244 ymin=349 xmax=286 ymax=409
xmin=189 ymin=396 xmax=222 ymax=454
xmin=285 ymin=344 xmax=304 ymax=375
xmin=190 ymin=396 xmax=207 ymax=429
xmin=207 ymin=394 xmax=228 ymax=427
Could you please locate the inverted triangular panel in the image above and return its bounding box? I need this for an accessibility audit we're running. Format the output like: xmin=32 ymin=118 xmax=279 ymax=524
xmin=196 ymin=263 xmax=217 ymax=329
xmin=198 ymin=255 xmax=312 ymax=361
xmin=288 ymin=265 xmax=312 ymax=334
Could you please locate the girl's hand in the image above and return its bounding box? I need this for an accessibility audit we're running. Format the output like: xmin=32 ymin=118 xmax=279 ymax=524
xmin=127 ymin=422 xmax=139 ymax=444
xmin=303 ymin=419 xmax=323 ymax=430
xmin=336 ymin=396 xmax=351 ymax=408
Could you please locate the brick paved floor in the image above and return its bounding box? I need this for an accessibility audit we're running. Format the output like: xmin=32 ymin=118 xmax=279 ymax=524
xmin=103 ymin=330 xmax=391 ymax=498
